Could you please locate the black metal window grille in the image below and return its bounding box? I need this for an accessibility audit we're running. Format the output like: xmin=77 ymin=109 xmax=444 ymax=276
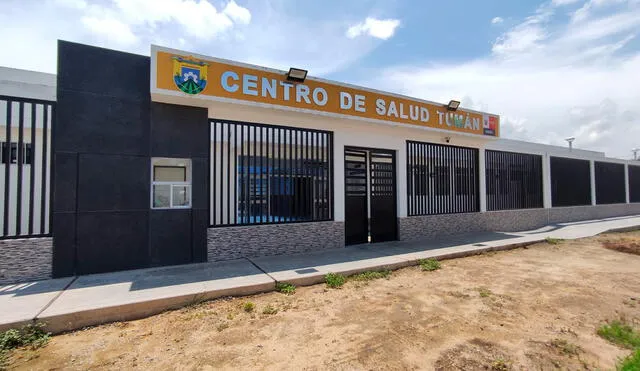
xmin=630 ymin=165 xmax=640 ymax=203
xmin=550 ymin=156 xmax=591 ymax=207
xmin=0 ymin=96 xmax=53 ymax=239
xmin=210 ymin=120 xmax=333 ymax=226
xmin=407 ymin=141 xmax=479 ymax=215
xmin=595 ymin=161 xmax=626 ymax=204
xmin=485 ymin=150 xmax=543 ymax=211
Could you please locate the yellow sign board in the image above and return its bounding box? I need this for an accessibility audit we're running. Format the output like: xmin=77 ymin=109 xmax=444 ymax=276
xmin=152 ymin=47 xmax=499 ymax=137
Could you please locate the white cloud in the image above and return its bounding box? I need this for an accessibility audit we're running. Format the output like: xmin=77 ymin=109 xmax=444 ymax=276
xmin=492 ymin=4 xmax=553 ymax=57
xmin=346 ymin=17 xmax=400 ymax=40
xmin=81 ymin=16 xmax=138 ymax=46
xmin=369 ymin=0 xmax=640 ymax=159
xmin=0 ymin=0 xmax=388 ymax=77
xmin=54 ymin=0 xmax=87 ymax=9
xmin=552 ymin=0 xmax=581 ymax=5
xmin=491 ymin=16 xmax=504 ymax=24
xmin=104 ymin=0 xmax=249 ymax=40
xmin=223 ymin=0 xmax=251 ymax=24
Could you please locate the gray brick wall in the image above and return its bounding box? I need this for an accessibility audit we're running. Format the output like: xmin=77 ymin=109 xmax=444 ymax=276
xmin=208 ymin=221 xmax=345 ymax=261
xmin=549 ymin=203 xmax=640 ymax=224
xmin=0 ymin=237 xmax=52 ymax=285
xmin=399 ymin=204 xmax=640 ymax=241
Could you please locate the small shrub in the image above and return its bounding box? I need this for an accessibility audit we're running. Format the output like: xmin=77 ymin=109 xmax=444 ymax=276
xmin=216 ymin=322 xmax=229 ymax=332
xmin=545 ymin=237 xmax=563 ymax=245
xmin=0 ymin=329 xmax=22 ymax=351
xmin=419 ymin=258 xmax=441 ymax=271
xmin=550 ymin=338 xmax=581 ymax=356
xmin=350 ymin=270 xmax=391 ymax=282
xmin=275 ymin=282 xmax=296 ymax=295
xmin=0 ymin=350 xmax=7 ymax=370
xmin=0 ymin=323 xmax=50 ymax=351
xmin=262 ymin=305 xmax=278 ymax=315
xmin=491 ymin=358 xmax=509 ymax=371
xmin=325 ymin=273 xmax=346 ymax=288
xmin=618 ymin=349 xmax=640 ymax=371
xmin=598 ymin=320 xmax=640 ymax=349
xmin=478 ymin=287 xmax=492 ymax=298
xmin=243 ymin=302 xmax=255 ymax=312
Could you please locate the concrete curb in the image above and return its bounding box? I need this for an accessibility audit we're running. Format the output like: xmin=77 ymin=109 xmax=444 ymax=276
xmin=273 ymin=240 xmax=546 ymax=287
xmin=38 ymin=281 xmax=275 ymax=334
xmin=0 ymin=319 xmax=31 ymax=334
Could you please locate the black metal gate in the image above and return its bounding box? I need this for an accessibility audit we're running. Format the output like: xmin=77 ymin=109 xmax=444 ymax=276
xmin=369 ymin=150 xmax=397 ymax=243
xmin=344 ymin=147 xmax=397 ymax=245
xmin=344 ymin=149 xmax=368 ymax=245
xmin=0 ymin=96 xmax=54 ymax=239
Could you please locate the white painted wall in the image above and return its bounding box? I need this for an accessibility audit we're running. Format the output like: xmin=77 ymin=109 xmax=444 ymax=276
xmin=0 ymin=67 xmax=56 ymax=101
xmin=0 ymin=68 xmax=54 ymax=237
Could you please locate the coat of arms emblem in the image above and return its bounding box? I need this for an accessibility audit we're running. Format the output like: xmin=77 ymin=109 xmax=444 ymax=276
xmin=172 ymin=56 xmax=208 ymax=95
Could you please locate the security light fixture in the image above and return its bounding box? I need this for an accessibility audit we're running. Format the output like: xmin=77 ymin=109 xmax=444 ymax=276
xmin=286 ymin=67 xmax=308 ymax=83
xmin=633 ymin=148 xmax=639 ymax=160
xmin=565 ymin=137 xmax=575 ymax=151
xmin=446 ymin=100 xmax=461 ymax=111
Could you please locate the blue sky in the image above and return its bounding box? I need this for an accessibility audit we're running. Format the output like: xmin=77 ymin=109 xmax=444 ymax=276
xmin=1 ymin=0 xmax=639 ymax=158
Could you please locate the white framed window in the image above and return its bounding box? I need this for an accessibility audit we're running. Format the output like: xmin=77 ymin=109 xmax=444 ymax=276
xmin=151 ymin=158 xmax=192 ymax=209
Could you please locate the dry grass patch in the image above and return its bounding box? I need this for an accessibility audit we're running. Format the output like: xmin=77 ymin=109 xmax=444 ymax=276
xmin=602 ymin=239 xmax=640 ymax=255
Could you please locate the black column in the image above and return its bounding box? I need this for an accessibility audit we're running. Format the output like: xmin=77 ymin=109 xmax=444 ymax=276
xmin=149 ymin=102 xmax=209 ymax=266
xmin=54 ymin=41 xmax=210 ymax=277
xmin=54 ymin=41 xmax=151 ymax=276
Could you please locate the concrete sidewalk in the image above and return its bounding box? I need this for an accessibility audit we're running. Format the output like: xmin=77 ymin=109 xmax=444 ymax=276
xmin=2 ymin=215 xmax=640 ymax=334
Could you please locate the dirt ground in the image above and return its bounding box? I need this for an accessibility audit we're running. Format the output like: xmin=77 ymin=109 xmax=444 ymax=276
xmin=7 ymin=231 xmax=640 ymax=370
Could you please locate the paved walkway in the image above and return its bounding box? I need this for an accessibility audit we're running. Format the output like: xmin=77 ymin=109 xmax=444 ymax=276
xmin=2 ymin=215 xmax=640 ymax=334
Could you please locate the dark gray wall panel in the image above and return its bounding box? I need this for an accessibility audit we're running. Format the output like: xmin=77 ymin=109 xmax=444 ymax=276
xmin=78 ymin=154 xmax=149 ymax=212
xmin=595 ymin=161 xmax=626 ymax=204
xmin=76 ymin=211 xmax=149 ymax=274
xmin=150 ymin=102 xmax=209 ymax=158
xmin=191 ymin=209 xmax=208 ymax=263
xmin=631 ymin=165 xmax=640 ymax=203
xmin=149 ymin=210 xmax=191 ymax=266
xmin=55 ymin=89 xmax=150 ymax=155
xmin=52 ymin=212 xmax=76 ymax=277
xmin=57 ymin=40 xmax=149 ymax=101
xmin=191 ymin=157 xmax=208 ymax=210
xmin=53 ymin=152 xmax=77 ymax=213
xmin=55 ymin=41 xmax=209 ymax=276
xmin=550 ymin=157 xmax=591 ymax=207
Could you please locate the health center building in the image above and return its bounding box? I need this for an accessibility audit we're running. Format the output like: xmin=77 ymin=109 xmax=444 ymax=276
xmin=0 ymin=41 xmax=639 ymax=283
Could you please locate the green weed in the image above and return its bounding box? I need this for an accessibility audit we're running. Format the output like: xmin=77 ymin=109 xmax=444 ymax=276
xmin=419 ymin=258 xmax=441 ymax=271
xmin=350 ymin=270 xmax=391 ymax=282
xmin=478 ymin=287 xmax=493 ymax=298
xmin=545 ymin=237 xmax=564 ymax=245
xmin=325 ymin=273 xmax=346 ymax=288
xmin=0 ymin=323 xmax=50 ymax=351
xmin=0 ymin=350 xmax=7 ymax=370
xmin=550 ymin=338 xmax=581 ymax=356
xmin=262 ymin=305 xmax=278 ymax=315
xmin=275 ymin=282 xmax=296 ymax=295
xmin=598 ymin=320 xmax=640 ymax=349
xmin=617 ymin=349 xmax=640 ymax=371
xmin=491 ymin=358 xmax=510 ymax=371
xmin=243 ymin=302 xmax=255 ymax=312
